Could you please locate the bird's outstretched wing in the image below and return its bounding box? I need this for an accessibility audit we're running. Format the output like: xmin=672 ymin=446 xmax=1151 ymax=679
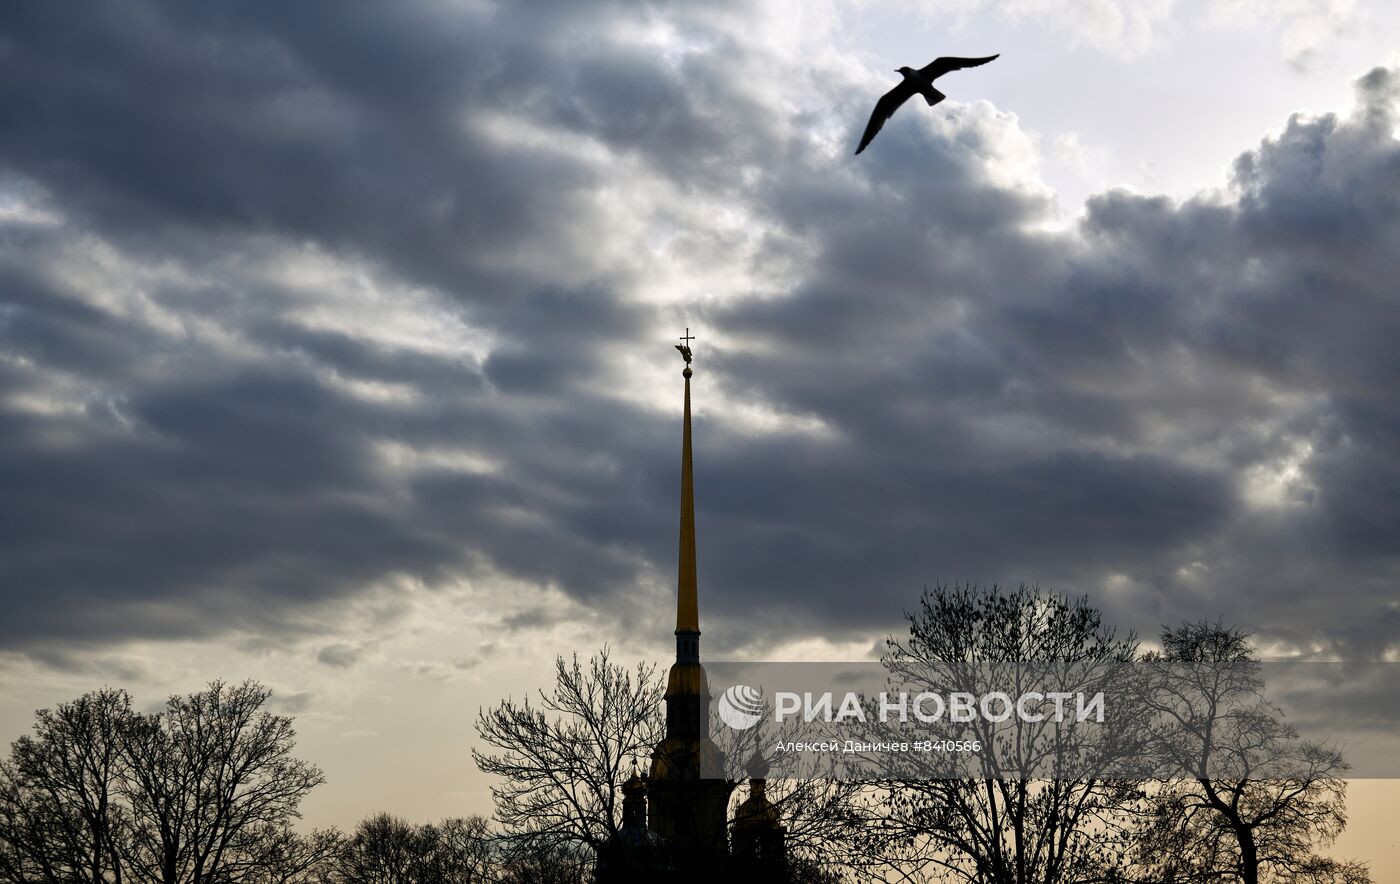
xmin=855 ymin=80 xmax=917 ymax=155
xmin=919 ymin=54 xmax=999 ymax=80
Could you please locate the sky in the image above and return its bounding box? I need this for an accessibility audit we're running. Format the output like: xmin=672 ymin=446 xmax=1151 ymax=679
xmin=0 ymin=0 xmax=1398 ymax=870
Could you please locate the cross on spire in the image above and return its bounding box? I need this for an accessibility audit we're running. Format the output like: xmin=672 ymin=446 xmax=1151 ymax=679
xmin=675 ymin=327 xmax=695 ymax=366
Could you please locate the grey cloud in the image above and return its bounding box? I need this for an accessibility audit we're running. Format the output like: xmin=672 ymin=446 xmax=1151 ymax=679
xmin=1 ymin=1 xmax=1398 ymax=668
xmin=317 ymin=643 xmax=366 ymax=668
xmin=269 ymin=690 xmax=316 ymax=714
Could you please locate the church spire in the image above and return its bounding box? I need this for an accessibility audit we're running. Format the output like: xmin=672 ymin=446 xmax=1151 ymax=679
xmin=647 ymin=329 xmax=733 ymax=864
xmin=673 ymin=329 xmax=700 ymax=662
xmin=677 ymin=341 xmax=698 ymax=635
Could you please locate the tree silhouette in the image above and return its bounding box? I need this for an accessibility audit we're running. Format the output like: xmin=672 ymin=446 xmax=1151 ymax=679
xmin=334 ymin=813 xmax=436 ymax=884
xmin=432 ymin=817 xmax=499 ymax=883
xmin=239 ymin=826 xmax=341 ymax=884
xmin=494 ymin=842 xmax=591 ymax=884
xmin=329 ymin=813 xmax=513 ymax=884
xmin=1135 ymin=621 xmax=1372 ymax=884
xmin=119 ymin=680 xmax=327 ymax=884
xmin=472 ymin=648 xmax=664 ymax=857
xmin=871 ymin=583 xmax=1146 ymax=884
xmin=0 ymin=681 xmax=333 ymax=884
xmin=0 ymin=688 xmax=131 ymax=884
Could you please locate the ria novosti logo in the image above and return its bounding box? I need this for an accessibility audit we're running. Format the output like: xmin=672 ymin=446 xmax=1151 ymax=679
xmin=717 ymin=684 xmax=765 ymax=730
xmin=715 ymin=684 xmax=1107 ymax=731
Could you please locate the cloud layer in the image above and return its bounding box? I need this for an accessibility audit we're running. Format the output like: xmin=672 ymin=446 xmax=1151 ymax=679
xmin=1 ymin=0 xmax=1398 ymax=668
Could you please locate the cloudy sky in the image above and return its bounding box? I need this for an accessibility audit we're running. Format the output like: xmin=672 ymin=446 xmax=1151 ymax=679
xmin=1 ymin=0 xmax=1397 ymax=866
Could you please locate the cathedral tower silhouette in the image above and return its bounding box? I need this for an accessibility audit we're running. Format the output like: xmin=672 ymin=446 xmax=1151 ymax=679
xmin=644 ymin=338 xmax=732 ymax=869
xmin=597 ymin=335 xmax=788 ymax=882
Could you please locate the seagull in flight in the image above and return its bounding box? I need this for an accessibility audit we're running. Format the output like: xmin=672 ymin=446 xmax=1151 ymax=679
xmin=855 ymin=54 xmax=999 ymax=155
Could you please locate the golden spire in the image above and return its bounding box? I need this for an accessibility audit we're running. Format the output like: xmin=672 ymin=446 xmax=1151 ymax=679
xmin=675 ymin=328 xmax=699 ymax=636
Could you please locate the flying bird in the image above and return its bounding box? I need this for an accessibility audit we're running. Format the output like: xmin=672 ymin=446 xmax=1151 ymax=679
xmin=854 ymin=54 xmax=999 ymax=155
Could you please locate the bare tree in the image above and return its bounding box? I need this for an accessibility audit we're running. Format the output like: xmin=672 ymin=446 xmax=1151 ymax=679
xmin=431 ymin=816 xmax=498 ymax=883
xmin=711 ymin=703 xmax=885 ymax=880
xmin=239 ymin=827 xmax=342 ymax=884
xmin=0 ymin=688 xmax=132 ymax=884
xmin=332 ymin=813 xmax=433 ymax=884
xmin=873 ymin=583 xmax=1145 ymax=884
xmin=761 ymin=779 xmax=881 ymax=880
xmin=1 ymin=683 xmax=331 ymax=884
xmin=1135 ymin=622 xmax=1372 ymax=884
xmin=118 ymin=680 xmax=326 ymax=884
xmin=327 ymin=813 xmax=501 ymax=884
xmin=472 ymin=648 xmax=663 ymax=856
xmin=495 ymin=842 xmax=591 ymax=884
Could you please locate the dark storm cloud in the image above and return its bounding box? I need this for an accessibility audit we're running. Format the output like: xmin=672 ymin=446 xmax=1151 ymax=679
xmin=0 ymin=1 xmax=765 ymax=294
xmin=703 ymin=66 xmax=1400 ymax=654
xmin=1 ymin=0 xmax=1398 ymax=664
